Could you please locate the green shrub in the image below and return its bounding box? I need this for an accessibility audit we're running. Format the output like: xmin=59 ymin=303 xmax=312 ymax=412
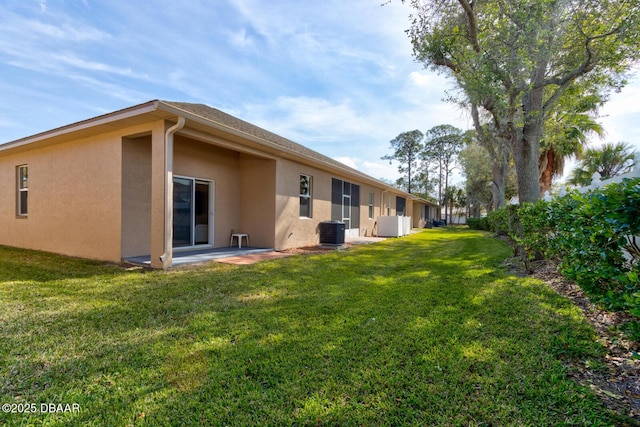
xmin=547 ymin=180 xmax=640 ymax=298
xmin=466 ymin=217 xmax=489 ymax=230
xmin=488 ymin=178 xmax=640 ymax=338
xmin=487 ymin=207 xmax=509 ymax=235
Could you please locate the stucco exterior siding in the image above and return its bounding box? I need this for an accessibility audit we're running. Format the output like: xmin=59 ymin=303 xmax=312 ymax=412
xmin=121 ymin=135 xmax=152 ymax=258
xmin=0 ymin=132 xmax=123 ymax=262
xmin=169 ymin=136 xmax=278 ymax=250
xmin=238 ymin=154 xmax=277 ymax=249
xmin=173 ymin=136 xmax=240 ymax=249
xmin=274 ymin=158 xmax=327 ymax=250
xmin=272 ymin=159 xmax=415 ymax=250
xmin=412 ymin=203 xmax=425 ymax=228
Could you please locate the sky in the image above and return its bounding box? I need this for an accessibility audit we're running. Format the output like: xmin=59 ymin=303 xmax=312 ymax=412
xmin=1 ymin=0 xmax=639 ymax=185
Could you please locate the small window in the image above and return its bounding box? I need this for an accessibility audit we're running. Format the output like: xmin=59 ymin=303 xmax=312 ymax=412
xmin=368 ymin=192 xmax=374 ymax=219
xmin=299 ymin=174 xmax=312 ymax=218
xmin=17 ymin=165 xmax=28 ymax=216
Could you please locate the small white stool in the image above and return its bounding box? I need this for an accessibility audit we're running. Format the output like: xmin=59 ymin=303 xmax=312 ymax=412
xmin=229 ymin=233 xmax=249 ymax=248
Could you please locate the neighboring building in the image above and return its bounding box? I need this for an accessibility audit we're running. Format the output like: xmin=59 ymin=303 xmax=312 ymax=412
xmin=0 ymin=100 xmax=439 ymax=268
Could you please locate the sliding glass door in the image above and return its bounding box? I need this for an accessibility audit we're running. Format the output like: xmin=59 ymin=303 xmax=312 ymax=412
xmin=173 ymin=176 xmax=213 ymax=248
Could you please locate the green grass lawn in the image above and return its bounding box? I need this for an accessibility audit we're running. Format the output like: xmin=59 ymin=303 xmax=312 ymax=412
xmin=0 ymin=228 xmax=630 ymax=426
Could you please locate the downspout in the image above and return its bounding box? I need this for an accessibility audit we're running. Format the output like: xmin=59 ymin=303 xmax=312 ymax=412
xmin=159 ymin=117 xmax=186 ymax=267
xmin=380 ymin=190 xmax=388 ymax=216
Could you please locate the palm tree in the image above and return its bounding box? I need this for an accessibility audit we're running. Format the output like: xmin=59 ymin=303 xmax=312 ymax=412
xmin=539 ymin=89 xmax=605 ymax=194
xmin=568 ymin=142 xmax=637 ymax=186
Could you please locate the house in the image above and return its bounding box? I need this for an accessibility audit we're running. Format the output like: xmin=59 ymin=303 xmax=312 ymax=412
xmin=0 ymin=100 xmax=439 ymax=268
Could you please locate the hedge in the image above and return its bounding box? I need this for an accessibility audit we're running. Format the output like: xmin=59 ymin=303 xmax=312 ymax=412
xmin=488 ymin=178 xmax=640 ymax=340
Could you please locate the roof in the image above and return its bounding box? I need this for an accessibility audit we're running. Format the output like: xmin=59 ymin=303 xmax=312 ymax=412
xmin=1 ymin=99 xmax=437 ymax=206
xmin=159 ymin=100 xmax=358 ymax=178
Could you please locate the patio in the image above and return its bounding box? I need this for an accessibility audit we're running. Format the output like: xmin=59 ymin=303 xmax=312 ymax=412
xmin=124 ymin=235 xmax=389 ymax=267
xmin=125 ymin=246 xmax=276 ymax=267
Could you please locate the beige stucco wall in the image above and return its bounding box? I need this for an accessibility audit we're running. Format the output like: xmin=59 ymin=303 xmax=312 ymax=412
xmin=239 ymin=154 xmax=276 ymax=248
xmin=169 ymin=136 xmax=417 ymax=252
xmin=272 ymin=158 xmax=411 ymax=250
xmin=173 ymin=136 xmax=240 ymax=248
xmin=274 ymin=158 xmax=323 ymax=250
xmin=413 ymin=202 xmax=425 ymax=228
xmin=170 ymin=136 xmax=278 ymax=250
xmin=121 ymin=135 xmax=152 ymax=258
xmin=0 ymin=132 xmax=124 ymax=262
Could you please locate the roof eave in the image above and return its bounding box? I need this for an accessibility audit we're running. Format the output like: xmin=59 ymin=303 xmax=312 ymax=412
xmin=0 ymin=100 xmax=161 ymax=154
xmin=154 ymin=101 xmax=419 ymax=197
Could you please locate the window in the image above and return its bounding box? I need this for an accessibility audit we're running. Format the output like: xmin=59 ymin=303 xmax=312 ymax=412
xmin=396 ymin=196 xmax=406 ymax=216
xmin=368 ymin=192 xmax=374 ymax=219
xmin=299 ymin=174 xmax=312 ymax=217
xmin=331 ymin=178 xmax=360 ymax=228
xmin=17 ymin=165 xmax=28 ymax=216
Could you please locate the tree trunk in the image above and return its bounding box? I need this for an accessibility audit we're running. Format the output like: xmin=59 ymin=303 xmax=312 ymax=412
xmin=491 ymin=162 xmax=506 ymax=209
xmin=491 ymin=140 xmax=509 ymax=209
xmin=512 ymin=134 xmax=541 ymax=204
xmin=538 ymin=149 xmax=555 ymax=196
xmin=469 ymin=103 xmax=509 ymax=210
xmin=512 ymin=88 xmax=544 ymax=204
xmin=444 ymin=164 xmax=449 ymax=223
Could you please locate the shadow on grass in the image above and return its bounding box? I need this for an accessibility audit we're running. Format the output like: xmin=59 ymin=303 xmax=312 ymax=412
xmin=0 ymin=229 xmax=626 ymax=426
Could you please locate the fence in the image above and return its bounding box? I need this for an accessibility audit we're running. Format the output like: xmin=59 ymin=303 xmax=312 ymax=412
xmin=576 ymin=163 xmax=640 ymax=194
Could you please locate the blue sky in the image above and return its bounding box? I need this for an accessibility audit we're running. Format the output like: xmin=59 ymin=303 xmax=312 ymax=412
xmin=1 ymin=0 xmax=639 ymax=184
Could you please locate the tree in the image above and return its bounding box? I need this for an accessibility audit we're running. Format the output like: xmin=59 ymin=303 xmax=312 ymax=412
xmin=567 ymin=142 xmax=637 ymax=186
xmin=406 ymin=0 xmax=640 ymax=203
xmin=423 ymin=124 xmax=464 ymax=221
xmin=539 ymin=84 xmax=605 ymax=194
xmin=459 ymin=140 xmax=493 ymax=216
xmin=469 ymin=103 xmax=511 ymax=209
xmin=381 ymin=130 xmax=424 ymax=193
xmin=443 ymin=185 xmax=466 ymax=224
xmin=459 ymin=137 xmax=517 ymax=215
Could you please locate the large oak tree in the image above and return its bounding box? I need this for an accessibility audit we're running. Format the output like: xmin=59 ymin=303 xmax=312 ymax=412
xmin=405 ymin=0 xmax=640 ymax=202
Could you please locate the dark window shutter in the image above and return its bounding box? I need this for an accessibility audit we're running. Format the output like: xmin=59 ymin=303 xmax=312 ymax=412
xmin=351 ymin=184 xmax=360 ymax=228
xmin=331 ymin=178 xmax=342 ymax=221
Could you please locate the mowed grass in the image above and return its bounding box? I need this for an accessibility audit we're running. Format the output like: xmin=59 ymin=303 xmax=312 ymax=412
xmin=0 ymin=228 xmax=628 ymax=426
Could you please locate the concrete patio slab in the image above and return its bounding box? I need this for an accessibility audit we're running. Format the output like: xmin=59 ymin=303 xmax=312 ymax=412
xmin=125 ymin=247 xmax=275 ymax=267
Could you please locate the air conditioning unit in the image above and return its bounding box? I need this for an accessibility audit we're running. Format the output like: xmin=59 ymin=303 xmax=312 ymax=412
xmin=319 ymin=221 xmax=345 ymax=245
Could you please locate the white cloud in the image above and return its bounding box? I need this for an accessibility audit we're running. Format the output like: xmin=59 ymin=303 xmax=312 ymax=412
xmin=408 ymin=71 xmax=437 ymax=88
xmin=244 ymin=96 xmax=371 ymax=143
xmin=331 ymin=156 xmax=401 ymax=181
xmin=64 ymin=74 xmax=147 ymax=103
xmin=227 ymin=28 xmax=255 ymax=50
xmin=333 ymin=156 xmax=358 ymax=169
xmin=361 ymin=160 xmax=401 ymax=181
xmin=597 ymin=81 xmax=640 ymax=151
xmin=0 ymin=13 xmax=108 ymax=42
xmin=50 ymin=53 xmax=137 ymax=76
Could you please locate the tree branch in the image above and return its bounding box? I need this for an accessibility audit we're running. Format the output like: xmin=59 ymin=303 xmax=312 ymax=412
xmin=434 ymin=57 xmax=460 ymax=73
xmin=542 ymin=25 xmax=621 ymax=94
xmin=457 ymin=0 xmax=480 ymax=52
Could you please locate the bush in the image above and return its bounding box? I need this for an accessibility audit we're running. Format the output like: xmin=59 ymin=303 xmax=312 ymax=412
xmin=547 ymin=179 xmax=640 ymax=299
xmin=467 ymin=217 xmax=490 ymax=230
xmin=488 ymin=178 xmax=640 ymax=337
xmin=487 ymin=207 xmax=509 ymax=235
